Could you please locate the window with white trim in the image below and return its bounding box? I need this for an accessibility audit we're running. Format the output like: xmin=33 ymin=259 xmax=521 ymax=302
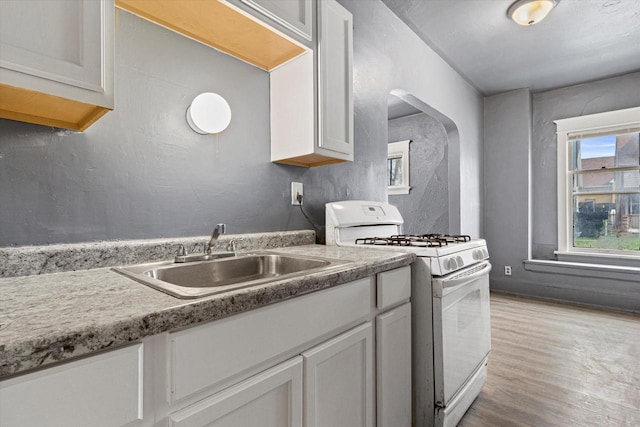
xmin=387 ymin=140 xmax=411 ymax=195
xmin=555 ymin=107 xmax=640 ymax=258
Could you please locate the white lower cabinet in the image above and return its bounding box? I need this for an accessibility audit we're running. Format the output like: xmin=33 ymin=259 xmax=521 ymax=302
xmin=376 ymin=303 xmax=412 ymax=427
xmin=169 ymin=357 xmax=303 ymax=427
xmin=0 ymin=267 xmax=412 ymax=427
xmin=169 ymin=321 xmax=375 ymax=427
xmin=303 ymin=322 xmax=374 ymax=427
xmin=0 ymin=344 xmax=143 ymax=427
xmin=165 ymin=270 xmax=410 ymax=427
xmin=168 ymin=277 xmax=372 ymax=403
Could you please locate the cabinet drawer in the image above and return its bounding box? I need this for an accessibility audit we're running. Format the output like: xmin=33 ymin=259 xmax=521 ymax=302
xmin=0 ymin=344 xmax=143 ymax=427
xmin=377 ymin=266 xmax=411 ymax=310
xmin=170 ymin=277 xmax=372 ymax=402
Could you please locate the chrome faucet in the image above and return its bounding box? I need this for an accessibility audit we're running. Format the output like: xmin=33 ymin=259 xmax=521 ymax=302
xmin=206 ymin=223 xmax=227 ymax=254
xmin=174 ymin=223 xmax=233 ymax=263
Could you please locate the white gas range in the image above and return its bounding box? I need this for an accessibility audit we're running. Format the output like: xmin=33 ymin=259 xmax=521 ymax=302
xmin=326 ymin=200 xmax=492 ymax=427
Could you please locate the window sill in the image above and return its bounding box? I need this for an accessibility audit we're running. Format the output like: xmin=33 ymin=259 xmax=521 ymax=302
xmin=388 ymin=186 xmax=410 ymax=195
xmin=555 ymin=251 xmax=640 ymax=268
xmin=524 ymin=259 xmax=640 ymax=282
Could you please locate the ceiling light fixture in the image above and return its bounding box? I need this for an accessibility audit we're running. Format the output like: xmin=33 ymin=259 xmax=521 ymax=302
xmin=507 ymin=0 xmax=558 ymax=26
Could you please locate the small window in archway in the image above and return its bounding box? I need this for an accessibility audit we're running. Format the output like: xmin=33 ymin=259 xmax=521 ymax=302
xmin=388 ymin=140 xmax=411 ymax=195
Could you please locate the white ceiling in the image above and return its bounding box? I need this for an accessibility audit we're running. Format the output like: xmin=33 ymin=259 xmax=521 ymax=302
xmin=381 ymin=0 xmax=640 ymax=95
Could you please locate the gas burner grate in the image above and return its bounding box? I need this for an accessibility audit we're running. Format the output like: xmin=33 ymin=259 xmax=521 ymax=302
xmin=355 ymin=236 xmax=445 ymax=247
xmin=355 ymin=234 xmax=472 ymax=247
xmin=355 ymin=237 xmax=411 ymax=246
xmin=418 ymin=234 xmax=471 ymax=243
xmin=391 ymin=235 xmax=446 ymax=247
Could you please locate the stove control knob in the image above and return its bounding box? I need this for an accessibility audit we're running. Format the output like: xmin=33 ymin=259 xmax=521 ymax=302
xmin=473 ymin=250 xmax=480 ymax=260
xmin=456 ymin=256 xmax=464 ymax=268
xmin=445 ymin=258 xmax=456 ymax=270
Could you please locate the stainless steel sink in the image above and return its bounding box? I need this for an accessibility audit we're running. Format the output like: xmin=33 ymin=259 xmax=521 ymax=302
xmin=113 ymin=251 xmax=350 ymax=299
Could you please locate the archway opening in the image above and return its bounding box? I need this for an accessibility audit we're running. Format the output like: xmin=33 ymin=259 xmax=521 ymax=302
xmin=387 ymin=90 xmax=460 ymax=234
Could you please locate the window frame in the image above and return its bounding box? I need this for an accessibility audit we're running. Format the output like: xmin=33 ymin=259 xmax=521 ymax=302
xmin=387 ymin=139 xmax=411 ymax=195
xmin=555 ymin=106 xmax=640 ymax=261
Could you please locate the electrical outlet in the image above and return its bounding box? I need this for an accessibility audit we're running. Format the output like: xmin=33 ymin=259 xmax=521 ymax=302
xmin=504 ymin=266 xmax=512 ymax=276
xmin=291 ymin=182 xmax=303 ymax=205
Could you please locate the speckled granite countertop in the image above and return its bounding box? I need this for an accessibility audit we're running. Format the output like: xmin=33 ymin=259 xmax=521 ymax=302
xmin=0 ymin=243 xmax=414 ymax=378
xmin=0 ymin=230 xmax=317 ymax=278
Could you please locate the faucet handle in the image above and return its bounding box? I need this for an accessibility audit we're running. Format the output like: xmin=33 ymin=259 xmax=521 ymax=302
xmin=216 ymin=223 xmax=227 ymax=234
xmin=176 ymin=244 xmax=187 ymax=257
xmin=228 ymin=237 xmax=245 ymax=255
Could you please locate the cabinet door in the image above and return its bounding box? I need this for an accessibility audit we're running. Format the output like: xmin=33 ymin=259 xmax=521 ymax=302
xmin=0 ymin=344 xmax=143 ymax=427
xmin=303 ymin=322 xmax=373 ymax=427
xmin=241 ymin=0 xmax=313 ymax=42
xmin=0 ymin=0 xmax=114 ymax=130
xmin=0 ymin=0 xmax=113 ymax=107
xmin=317 ymin=0 xmax=353 ymax=157
xmin=169 ymin=357 xmax=303 ymax=427
xmin=376 ymin=303 xmax=412 ymax=427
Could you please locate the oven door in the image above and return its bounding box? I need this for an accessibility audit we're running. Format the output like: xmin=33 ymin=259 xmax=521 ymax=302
xmin=432 ymin=261 xmax=491 ymax=407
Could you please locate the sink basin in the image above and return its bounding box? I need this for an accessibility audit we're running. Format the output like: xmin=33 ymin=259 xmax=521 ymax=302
xmin=113 ymin=251 xmax=350 ymax=299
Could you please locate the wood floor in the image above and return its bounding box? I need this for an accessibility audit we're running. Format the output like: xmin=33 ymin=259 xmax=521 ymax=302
xmin=458 ymin=292 xmax=640 ymax=427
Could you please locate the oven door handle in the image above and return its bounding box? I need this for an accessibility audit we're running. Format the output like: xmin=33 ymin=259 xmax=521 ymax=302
xmin=433 ymin=261 xmax=491 ymax=297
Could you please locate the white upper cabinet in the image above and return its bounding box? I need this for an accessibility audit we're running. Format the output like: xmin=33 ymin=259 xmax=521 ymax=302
xmin=271 ymin=0 xmax=354 ymax=167
xmin=317 ymin=0 xmax=353 ymax=157
xmin=116 ymin=0 xmax=353 ymax=167
xmin=118 ymin=0 xmax=306 ymax=71
xmin=0 ymin=0 xmax=114 ymax=130
xmin=225 ymin=0 xmax=314 ymax=46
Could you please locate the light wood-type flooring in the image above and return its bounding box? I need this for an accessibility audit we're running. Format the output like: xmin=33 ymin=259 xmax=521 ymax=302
xmin=458 ymin=292 xmax=640 ymax=427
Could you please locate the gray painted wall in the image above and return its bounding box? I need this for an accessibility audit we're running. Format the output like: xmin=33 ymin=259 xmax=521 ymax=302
xmin=303 ymin=0 xmax=484 ymax=238
xmin=0 ymin=1 xmax=484 ymax=247
xmin=484 ymin=73 xmax=640 ymax=312
xmin=388 ymin=113 xmax=449 ymax=234
xmin=531 ymin=72 xmax=640 ymax=259
xmin=0 ymin=11 xmax=309 ymax=246
xmin=484 ymin=89 xmax=532 ymax=277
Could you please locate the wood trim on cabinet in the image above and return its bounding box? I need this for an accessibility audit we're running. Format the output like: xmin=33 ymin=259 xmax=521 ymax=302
xmin=0 ymin=83 xmax=111 ymax=131
xmin=115 ymin=0 xmax=306 ymax=71
xmin=274 ymin=153 xmax=349 ymax=168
